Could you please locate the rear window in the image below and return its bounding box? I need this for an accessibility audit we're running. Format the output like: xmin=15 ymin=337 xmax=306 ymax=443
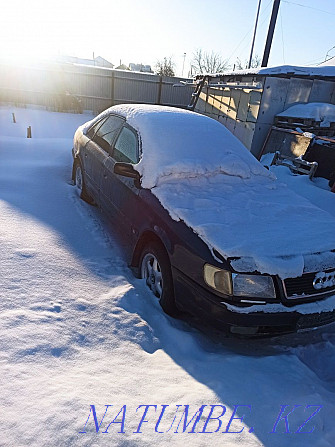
xmin=113 ymin=127 xmax=139 ymax=164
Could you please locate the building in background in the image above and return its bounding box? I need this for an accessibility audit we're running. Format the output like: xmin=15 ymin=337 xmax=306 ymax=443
xmin=129 ymin=63 xmax=153 ymax=73
xmin=58 ymin=55 xmax=114 ymax=69
xmin=192 ymin=65 xmax=335 ymax=158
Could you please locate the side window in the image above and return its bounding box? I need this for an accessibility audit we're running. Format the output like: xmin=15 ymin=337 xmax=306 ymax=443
xmin=92 ymin=115 xmax=124 ymax=152
xmin=86 ymin=117 xmax=107 ymax=139
xmin=113 ymin=127 xmax=139 ymax=164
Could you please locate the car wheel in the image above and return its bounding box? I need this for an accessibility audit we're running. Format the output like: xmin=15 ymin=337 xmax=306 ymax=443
xmin=73 ymin=159 xmax=94 ymax=204
xmin=140 ymin=242 xmax=179 ymax=317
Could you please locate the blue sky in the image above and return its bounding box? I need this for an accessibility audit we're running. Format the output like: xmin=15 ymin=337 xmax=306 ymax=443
xmin=1 ymin=0 xmax=334 ymax=75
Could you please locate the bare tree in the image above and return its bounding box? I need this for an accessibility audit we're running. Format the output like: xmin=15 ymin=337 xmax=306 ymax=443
xmin=249 ymin=54 xmax=261 ymax=69
xmin=234 ymin=54 xmax=261 ymax=70
xmin=234 ymin=57 xmax=244 ymax=71
xmin=155 ymin=57 xmax=175 ymax=77
xmin=191 ymin=49 xmax=230 ymax=75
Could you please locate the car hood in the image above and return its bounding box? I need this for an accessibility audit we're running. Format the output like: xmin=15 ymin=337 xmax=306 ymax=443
xmin=151 ymin=173 xmax=335 ymax=279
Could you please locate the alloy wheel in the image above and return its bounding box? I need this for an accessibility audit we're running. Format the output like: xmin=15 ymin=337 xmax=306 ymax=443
xmin=141 ymin=252 xmax=163 ymax=298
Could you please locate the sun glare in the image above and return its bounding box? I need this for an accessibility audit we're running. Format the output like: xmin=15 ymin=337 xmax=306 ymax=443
xmin=1 ymin=0 xmax=171 ymax=68
xmin=1 ymin=0 xmax=92 ymax=63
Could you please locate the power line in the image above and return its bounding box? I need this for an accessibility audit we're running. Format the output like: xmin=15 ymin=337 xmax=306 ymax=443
xmin=280 ymin=1 xmax=335 ymax=67
xmin=304 ymin=57 xmax=328 ymax=66
xmin=279 ymin=9 xmax=285 ymax=64
xmin=226 ymin=0 xmax=273 ymax=63
xmin=325 ymin=45 xmax=335 ymax=60
xmin=303 ymin=46 xmax=335 ymax=66
xmin=316 ymin=57 xmax=335 ymax=66
xmin=226 ymin=28 xmax=254 ymax=63
xmin=282 ymin=0 xmax=335 ymax=17
xmin=234 ymin=5 xmax=273 ymax=63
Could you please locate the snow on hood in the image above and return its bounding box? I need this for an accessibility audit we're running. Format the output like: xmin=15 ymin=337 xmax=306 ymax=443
xmin=81 ymin=104 xmax=273 ymax=189
xmin=152 ymin=173 xmax=335 ymax=279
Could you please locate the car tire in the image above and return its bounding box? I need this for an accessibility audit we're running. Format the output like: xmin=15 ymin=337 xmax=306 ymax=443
xmin=73 ymin=159 xmax=94 ymax=204
xmin=140 ymin=242 xmax=179 ymax=317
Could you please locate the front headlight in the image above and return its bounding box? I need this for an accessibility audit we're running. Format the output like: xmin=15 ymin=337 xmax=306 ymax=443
xmin=203 ymin=264 xmax=232 ymax=295
xmin=204 ymin=264 xmax=276 ymax=299
xmin=232 ymin=273 xmax=276 ymax=299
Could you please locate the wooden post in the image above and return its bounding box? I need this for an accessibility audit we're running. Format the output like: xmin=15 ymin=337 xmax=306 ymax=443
xmin=248 ymin=0 xmax=262 ymax=69
xmin=111 ymin=70 xmax=115 ymax=106
xmin=157 ymin=76 xmax=163 ymax=105
xmin=12 ymin=112 xmax=16 ymax=123
xmin=261 ymin=0 xmax=281 ymax=67
xmin=27 ymin=126 xmax=32 ymax=138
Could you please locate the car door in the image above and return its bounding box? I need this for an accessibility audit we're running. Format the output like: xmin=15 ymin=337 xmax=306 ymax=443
xmin=84 ymin=114 xmax=124 ymax=202
xmin=100 ymin=124 xmax=141 ymax=236
xmin=79 ymin=117 xmax=106 ymax=194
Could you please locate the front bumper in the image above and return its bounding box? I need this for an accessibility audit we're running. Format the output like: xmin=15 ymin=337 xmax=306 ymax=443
xmin=172 ymin=268 xmax=335 ymax=336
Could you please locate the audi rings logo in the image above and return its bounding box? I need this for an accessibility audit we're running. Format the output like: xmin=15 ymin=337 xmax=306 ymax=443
xmin=313 ymin=271 xmax=335 ymax=290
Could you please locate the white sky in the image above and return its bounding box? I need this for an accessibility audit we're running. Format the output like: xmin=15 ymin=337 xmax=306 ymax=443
xmin=1 ymin=0 xmax=334 ymax=75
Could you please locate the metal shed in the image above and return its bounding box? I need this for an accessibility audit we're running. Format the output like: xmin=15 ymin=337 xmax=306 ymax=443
xmin=191 ymin=65 xmax=335 ymax=158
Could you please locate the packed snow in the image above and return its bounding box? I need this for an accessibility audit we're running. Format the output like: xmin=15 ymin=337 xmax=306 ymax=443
xmin=1 ymin=106 xmax=335 ymax=447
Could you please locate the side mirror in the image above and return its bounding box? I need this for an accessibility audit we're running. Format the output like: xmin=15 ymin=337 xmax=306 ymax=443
xmin=114 ymin=162 xmax=141 ymax=187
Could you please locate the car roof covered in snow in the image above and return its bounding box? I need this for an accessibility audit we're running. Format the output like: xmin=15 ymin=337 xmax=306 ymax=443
xmin=81 ymin=104 xmax=272 ymax=189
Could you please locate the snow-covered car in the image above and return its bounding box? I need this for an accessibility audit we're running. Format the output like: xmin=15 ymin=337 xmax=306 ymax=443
xmin=72 ymin=104 xmax=335 ymax=336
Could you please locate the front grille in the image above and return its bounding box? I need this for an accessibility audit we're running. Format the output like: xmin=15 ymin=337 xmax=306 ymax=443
xmin=283 ymin=269 xmax=335 ymax=298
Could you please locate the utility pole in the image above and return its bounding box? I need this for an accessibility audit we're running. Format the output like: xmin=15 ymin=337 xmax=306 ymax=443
xmin=261 ymin=0 xmax=281 ymax=67
xmin=248 ymin=0 xmax=262 ymax=69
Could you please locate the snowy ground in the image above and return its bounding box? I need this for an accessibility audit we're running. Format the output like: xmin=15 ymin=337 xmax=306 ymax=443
xmin=1 ymin=106 xmax=335 ymax=447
